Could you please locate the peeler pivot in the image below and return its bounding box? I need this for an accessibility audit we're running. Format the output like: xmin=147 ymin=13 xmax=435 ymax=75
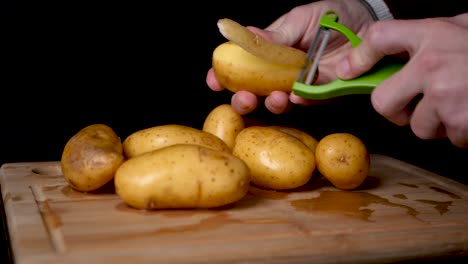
xmin=292 ymin=10 xmax=405 ymax=100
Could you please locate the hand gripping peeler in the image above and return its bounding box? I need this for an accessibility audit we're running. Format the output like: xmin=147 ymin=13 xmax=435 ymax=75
xmin=292 ymin=10 xmax=405 ymax=100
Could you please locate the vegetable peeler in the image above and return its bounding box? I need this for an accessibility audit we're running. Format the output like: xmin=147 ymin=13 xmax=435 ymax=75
xmin=292 ymin=10 xmax=405 ymax=100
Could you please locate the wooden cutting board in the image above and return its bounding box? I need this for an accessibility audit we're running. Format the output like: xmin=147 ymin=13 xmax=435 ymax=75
xmin=1 ymin=154 xmax=468 ymax=264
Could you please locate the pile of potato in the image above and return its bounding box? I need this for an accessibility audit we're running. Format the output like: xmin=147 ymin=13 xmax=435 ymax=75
xmin=60 ymin=104 xmax=370 ymax=210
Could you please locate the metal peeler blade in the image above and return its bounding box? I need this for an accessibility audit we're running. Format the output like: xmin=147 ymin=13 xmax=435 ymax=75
xmin=292 ymin=10 xmax=405 ymax=100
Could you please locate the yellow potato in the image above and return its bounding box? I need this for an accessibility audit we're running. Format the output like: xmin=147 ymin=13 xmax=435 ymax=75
xmin=315 ymin=133 xmax=370 ymax=190
xmin=123 ymin=124 xmax=231 ymax=158
xmin=212 ymin=18 xmax=318 ymax=96
xmin=203 ymin=104 xmax=245 ymax=150
xmin=61 ymin=124 xmax=125 ymax=192
xmin=115 ymin=144 xmax=251 ymax=209
xmin=233 ymin=126 xmax=315 ymax=190
xmin=270 ymin=126 xmax=319 ymax=154
xmin=212 ymin=41 xmax=302 ymax=96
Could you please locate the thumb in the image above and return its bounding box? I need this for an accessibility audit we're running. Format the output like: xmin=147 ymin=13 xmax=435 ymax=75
xmin=248 ymin=12 xmax=314 ymax=49
xmin=336 ymin=38 xmax=385 ymax=80
xmin=336 ymin=20 xmax=418 ymax=80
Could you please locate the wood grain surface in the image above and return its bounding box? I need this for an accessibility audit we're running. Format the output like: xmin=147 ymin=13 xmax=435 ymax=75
xmin=1 ymin=154 xmax=468 ymax=264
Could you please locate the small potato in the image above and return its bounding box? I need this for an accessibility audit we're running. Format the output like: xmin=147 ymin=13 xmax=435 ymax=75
xmin=233 ymin=126 xmax=315 ymax=190
xmin=115 ymin=144 xmax=250 ymax=209
xmin=270 ymin=126 xmax=318 ymax=154
xmin=203 ymin=104 xmax=245 ymax=150
xmin=123 ymin=124 xmax=231 ymax=158
xmin=315 ymin=133 xmax=370 ymax=190
xmin=61 ymin=124 xmax=125 ymax=192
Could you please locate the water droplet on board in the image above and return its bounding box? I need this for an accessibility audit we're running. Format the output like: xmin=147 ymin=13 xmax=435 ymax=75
xmin=247 ymin=186 xmax=289 ymax=200
xmin=393 ymin=194 xmax=408 ymax=200
xmin=291 ymin=190 xmax=419 ymax=222
xmin=398 ymin=182 xmax=418 ymax=188
xmin=429 ymin=186 xmax=461 ymax=199
xmin=415 ymin=199 xmax=452 ymax=215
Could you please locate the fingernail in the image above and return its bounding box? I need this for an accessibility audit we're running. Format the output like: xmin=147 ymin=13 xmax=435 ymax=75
xmin=337 ymin=59 xmax=351 ymax=79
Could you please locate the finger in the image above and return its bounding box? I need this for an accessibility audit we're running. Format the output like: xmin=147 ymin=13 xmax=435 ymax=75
xmin=206 ymin=68 xmax=224 ymax=91
xmin=265 ymin=91 xmax=291 ymax=114
xmin=370 ymin=62 xmax=424 ymax=126
xmin=231 ymin=91 xmax=258 ymax=115
xmin=337 ymin=20 xmax=423 ymax=79
xmin=446 ymin=128 xmax=468 ymax=148
xmin=290 ymin=93 xmax=332 ymax=106
xmin=263 ymin=8 xmax=315 ymax=48
xmin=409 ymin=96 xmax=444 ymax=140
xmin=289 ymin=93 xmax=310 ymax=105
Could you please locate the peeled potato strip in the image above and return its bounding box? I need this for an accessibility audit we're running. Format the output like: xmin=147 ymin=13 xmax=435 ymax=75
xmin=217 ymin=18 xmax=307 ymax=67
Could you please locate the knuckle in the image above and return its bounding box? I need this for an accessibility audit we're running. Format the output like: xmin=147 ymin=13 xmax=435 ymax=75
xmin=424 ymin=78 xmax=447 ymax=102
xmin=418 ymin=51 xmax=444 ymax=74
xmin=366 ymin=22 xmax=387 ymax=47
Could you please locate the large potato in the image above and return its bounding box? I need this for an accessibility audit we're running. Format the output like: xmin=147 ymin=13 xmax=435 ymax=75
xmin=315 ymin=133 xmax=370 ymax=190
xmin=123 ymin=124 xmax=231 ymax=158
xmin=203 ymin=104 xmax=245 ymax=150
xmin=115 ymin=144 xmax=250 ymax=209
xmin=61 ymin=124 xmax=125 ymax=192
xmin=233 ymin=126 xmax=315 ymax=190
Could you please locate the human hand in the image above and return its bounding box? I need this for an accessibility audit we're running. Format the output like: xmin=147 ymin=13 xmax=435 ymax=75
xmin=336 ymin=13 xmax=468 ymax=147
xmin=206 ymin=0 xmax=375 ymax=115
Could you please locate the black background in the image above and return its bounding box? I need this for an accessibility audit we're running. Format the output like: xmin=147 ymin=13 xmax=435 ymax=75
xmin=1 ymin=1 xmax=467 ymax=263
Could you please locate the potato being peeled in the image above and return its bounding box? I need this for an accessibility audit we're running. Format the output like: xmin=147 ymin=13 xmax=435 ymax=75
xmin=61 ymin=124 xmax=125 ymax=192
xmin=203 ymin=104 xmax=245 ymax=150
xmin=315 ymin=133 xmax=370 ymax=190
xmin=212 ymin=41 xmax=302 ymax=96
xmin=115 ymin=144 xmax=250 ymax=209
xmin=212 ymin=18 xmax=317 ymax=96
xmin=233 ymin=126 xmax=315 ymax=190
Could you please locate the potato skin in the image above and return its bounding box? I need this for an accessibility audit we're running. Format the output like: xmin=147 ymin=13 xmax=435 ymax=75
xmin=233 ymin=126 xmax=315 ymax=190
xmin=115 ymin=144 xmax=250 ymax=209
xmin=212 ymin=41 xmax=301 ymax=96
xmin=61 ymin=124 xmax=124 ymax=192
xmin=315 ymin=133 xmax=370 ymax=190
xmin=123 ymin=124 xmax=231 ymax=158
xmin=203 ymin=104 xmax=245 ymax=150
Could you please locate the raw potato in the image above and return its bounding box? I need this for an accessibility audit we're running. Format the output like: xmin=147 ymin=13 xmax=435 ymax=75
xmin=212 ymin=41 xmax=302 ymax=96
xmin=115 ymin=144 xmax=251 ymax=209
xmin=315 ymin=133 xmax=370 ymax=190
xmin=123 ymin=124 xmax=231 ymax=158
xmin=213 ymin=18 xmax=318 ymax=96
xmin=61 ymin=124 xmax=125 ymax=192
xmin=233 ymin=126 xmax=315 ymax=190
xmin=270 ymin=126 xmax=318 ymax=154
xmin=203 ymin=104 xmax=245 ymax=150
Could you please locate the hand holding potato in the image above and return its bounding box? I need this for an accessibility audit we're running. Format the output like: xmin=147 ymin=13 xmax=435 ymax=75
xmin=207 ymin=1 xmax=375 ymax=114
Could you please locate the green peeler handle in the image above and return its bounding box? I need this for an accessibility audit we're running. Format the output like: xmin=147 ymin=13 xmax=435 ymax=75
xmin=320 ymin=10 xmax=362 ymax=47
xmin=292 ymin=10 xmax=405 ymax=100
